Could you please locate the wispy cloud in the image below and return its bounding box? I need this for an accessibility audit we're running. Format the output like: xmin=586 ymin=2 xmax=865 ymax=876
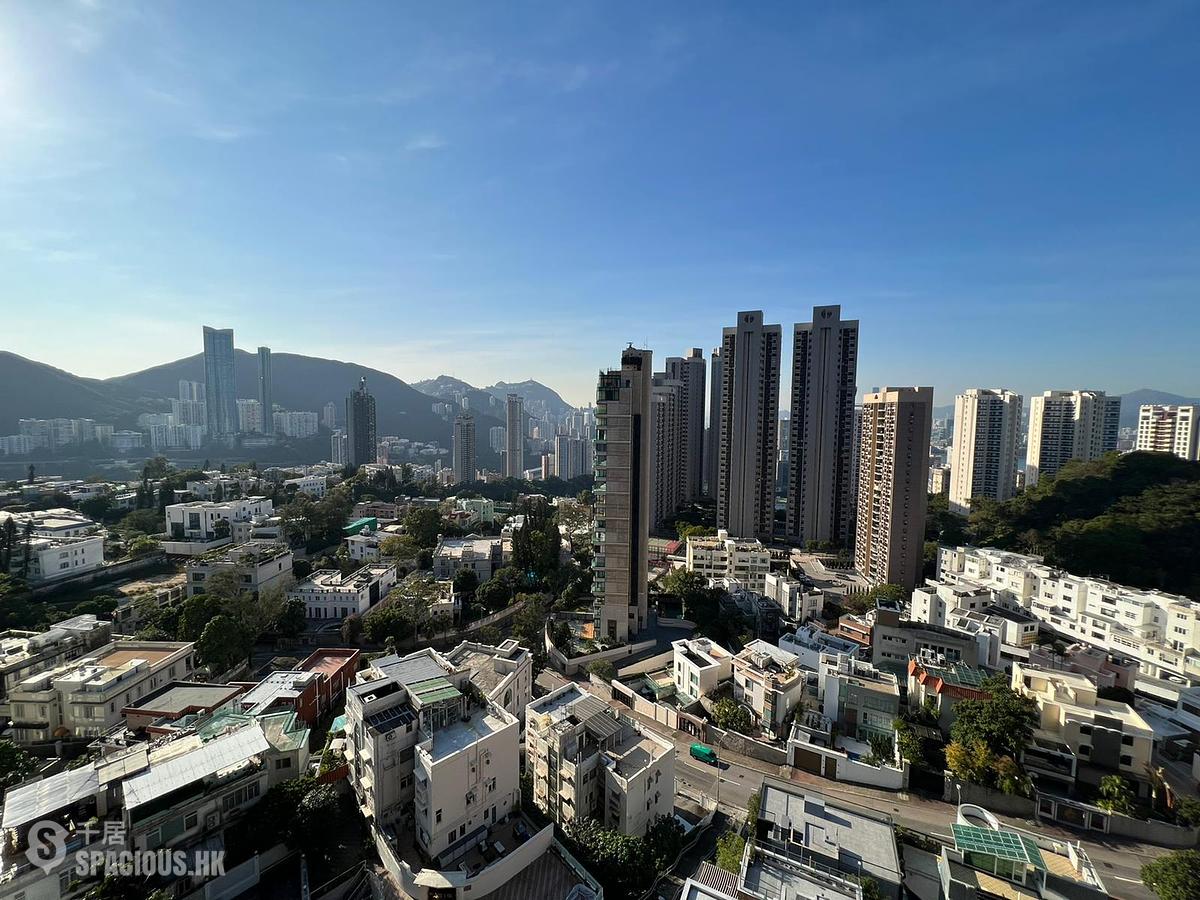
xmin=191 ymin=123 xmax=257 ymax=143
xmin=405 ymin=132 xmax=447 ymax=152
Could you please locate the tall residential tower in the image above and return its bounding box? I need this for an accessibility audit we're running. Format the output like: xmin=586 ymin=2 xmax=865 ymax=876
xmin=1135 ymin=405 xmax=1199 ymax=461
xmin=202 ymin=326 xmax=236 ymax=436
xmin=593 ymin=347 xmax=652 ymax=643
xmin=785 ymin=305 xmax=859 ymax=547
xmin=664 ymin=349 xmax=707 ymax=503
xmin=256 ymin=346 xmax=272 ymax=433
xmin=1026 ymin=390 xmax=1120 ymax=487
xmin=346 ymin=377 xmax=377 ymax=469
xmin=504 ymin=394 xmax=525 ymax=478
xmin=716 ymin=312 xmax=781 ymax=540
xmin=854 ymin=387 xmax=933 ymax=590
xmin=452 ymin=413 xmax=476 ymax=485
xmin=949 ymin=388 xmax=1023 ymax=514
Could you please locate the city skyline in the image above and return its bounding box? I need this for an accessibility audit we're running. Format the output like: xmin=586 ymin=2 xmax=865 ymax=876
xmin=3 ymin=3 xmax=1200 ymax=406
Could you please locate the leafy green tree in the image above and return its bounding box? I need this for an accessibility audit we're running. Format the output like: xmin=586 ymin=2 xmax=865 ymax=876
xmin=196 ymin=615 xmax=253 ymax=673
xmin=1097 ymin=774 xmax=1135 ymax=814
xmin=275 ymin=597 xmax=308 ymax=637
xmin=290 ymin=784 xmax=340 ymax=860
xmin=379 ymin=534 xmax=420 ymax=561
xmin=586 ymin=659 xmax=616 ymax=681
xmin=403 ymin=508 xmax=442 ymax=548
xmin=476 ymin=624 xmax=502 ymax=645
xmin=119 ymin=508 xmax=163 ymax=538
xmin=644 ymin=815 xmax=685 ymax=872
xmin=79 ymin=494 xmax=113 ymax=521
xmin=712 ymin=697 xmax=753 ymax=734
xmin=476 ymin=576 xmax=514 ymax=612
xmin=127 ymin=535 xmax=160 ymax=557
xmin=945 ymin=738 xmax=995 ymax=785
xmin=362 ymin=603 xmax=414 ymax=646
xmin=452 ymin=568 xmax=479 ymax=598
xmin=0 ymin=739 xmax=38 ymax=790
xmin=949 ymin=676 xmax=1037 ymax=760
xmin=715 ymin=830 xmax=746 ymax=874
xmin=1142 ymin=849 xmax=1200 ymax=900
xmin=340 ymin=613 xmax=363 ymax=645
xmin=565 ymin=817 xmax=654 ymax=899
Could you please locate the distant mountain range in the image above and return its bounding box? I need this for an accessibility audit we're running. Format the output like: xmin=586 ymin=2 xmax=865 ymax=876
xmin=0 ymin=350 xmax=505 ymax=464
xmin=412 ymin=375 xmax=576 ymax=420
xmin=933 ymin=389 xmax=1200 ymax=430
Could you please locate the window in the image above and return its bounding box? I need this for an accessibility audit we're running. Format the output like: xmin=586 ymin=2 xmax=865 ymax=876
xmin=1120 ymin=755 xmax=1133 ymax=766
xmin=184 ymin=812 xmax=198 ymax=830
xmin=436 ymin=809 xmax=442 ymax=824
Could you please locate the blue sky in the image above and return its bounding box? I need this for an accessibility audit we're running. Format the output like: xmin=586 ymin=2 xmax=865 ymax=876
xmin=1 ymin=1 xmax=1198 ymax=407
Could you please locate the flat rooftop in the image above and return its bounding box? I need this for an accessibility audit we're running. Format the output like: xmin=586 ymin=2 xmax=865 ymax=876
xmin=429 ymin=706 xmax=508 ymax=761
xmin=448 ymin=647 xmax=505 ymax=695
xmin=299 ymin=648 xmax=358 ymax=679
xmin=97 ymin=645 xmax=183 ymax=668
xmin=127 ymin=682 xmax=243 ymax=716
xmin=608 ymin=730 xmax=665 ymax=779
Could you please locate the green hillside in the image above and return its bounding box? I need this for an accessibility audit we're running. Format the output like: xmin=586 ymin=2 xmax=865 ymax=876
xmin=968 ymin=452 xmax=1200 ymax=599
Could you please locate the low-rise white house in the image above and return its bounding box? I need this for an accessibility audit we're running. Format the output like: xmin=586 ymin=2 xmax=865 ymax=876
xmin=15 ymin=533 xmax=105 ymax=583
xmin=289 ymin=563 xmax=397 ymax=622
xmin=432 ymin=535 xmax=508 ymax=581
xmin=671 ymin=637 xmax=733 ymax=703
xmin=778 ymin=624 xmax=862 ymax=671
xmin=762 ymin=572 xmax=824 ymax=623
xmin=185 ymin=540 xmax=294 ymax=598
xmin=731 ymin=640 xmax=808 ymax=737
xmin=163 ymin=497 xmax=274 ymax=555
xmin=283 ymin=473 xmax=328 ymax=498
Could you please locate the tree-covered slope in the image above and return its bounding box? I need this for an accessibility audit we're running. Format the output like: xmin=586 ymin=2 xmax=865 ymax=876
xmin=968 ymin=452 xmax=1200 ymax=599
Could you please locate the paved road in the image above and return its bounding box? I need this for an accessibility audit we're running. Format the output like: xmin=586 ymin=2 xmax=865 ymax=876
xmin=536 ymin=670 xmax=1161 ymax=900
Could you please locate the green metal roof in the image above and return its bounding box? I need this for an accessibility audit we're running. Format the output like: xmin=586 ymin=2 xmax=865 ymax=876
xmin=344 ymin=517 xmax=378 ymax=535
xmin=951 ymin=824 xmax=1046 ymax=871
xmin=409 ymin=676 xmax=462 ymax=705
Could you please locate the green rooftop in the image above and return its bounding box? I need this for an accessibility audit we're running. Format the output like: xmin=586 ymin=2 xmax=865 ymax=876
xmin=952 ymin=824 xmax=1046 ymax=871
xmin=409 ymin=676 xmax=462 ymax=706
xmin=344 ymin=517 xmax=378 ymax=536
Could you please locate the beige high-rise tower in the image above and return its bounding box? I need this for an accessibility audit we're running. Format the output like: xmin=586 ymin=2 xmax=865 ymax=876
xmin=854 ymin=387 xmax=934 ymax=590
xmin=1135 ymin=405 xmax=1199 ymax=461
xmin=716 ymin=311 xmax=782 ymax=541
xmin=593 ymin=347 xmax=652 ymax=643
xmin=664 ymin=349 xmax=707 ymax=503
xmin=785 ymin=305 xmax=859 ymax=547
xmin=1025 ymin=390 xmax=1120 ymax=487
xmin=949 ymin=388 xmax=1023 ymax=515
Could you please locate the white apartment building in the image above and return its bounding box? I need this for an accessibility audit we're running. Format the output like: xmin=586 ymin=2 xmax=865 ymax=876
xmin=526 ymin=683 xmax=674 ymax=837
xmin=444 ymin=639 xmax=533 ymax=721
xmin=346 ymin=527 xmax=386 ymax=562
xmin=1026 ymin=390 xmax=1120 ymax=487
xmin=273 ymin=410 xmax=320 ymax=438
xmin=940 ymin=546 xmax=1200 ymax=690
xmin=6 ymin=640 xmax=195 ymax=744
xmin=185 ymin=540 xmax=294 ymax=598
xmin=0 ymin=615 xmax=112 ymax=712
xmin=1136 ymin=404 xmax=1199 ymax=461
xmin=163 ymin=497 xmax=275 ymax=554
xmin=0 ymin=507 xmax=98 ymax=537
xmin=949 ymin=388 xmax=1022 ymax=514
xmin=432 ymin=535 xmax=507 ymax=581
xmin=779 ymin=624 xmax=862 ymax=671
xmin=1013 ymin=661 xmax=1154 ymax=795
xmin=762 ymin=571 xmax=824 ymax=623
xmin=344 ymin=649 xmax=521 ymax=867
xmin=15 ymin=534 xmax=105 ymax=583
xmin=289 ymin=563 xmax=397 ymax=621
xmin=672 ymin=637 xmax=733 ymax=703
xmin=731 ymin=640 xmax=808 ymax=737
xmin=283 ymin=472 xmax=328 ymax=498
xmin=686 ymin=529 xmax=771 ymax=593
xmin=237 ymin=398 xmax=264 ymax=433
